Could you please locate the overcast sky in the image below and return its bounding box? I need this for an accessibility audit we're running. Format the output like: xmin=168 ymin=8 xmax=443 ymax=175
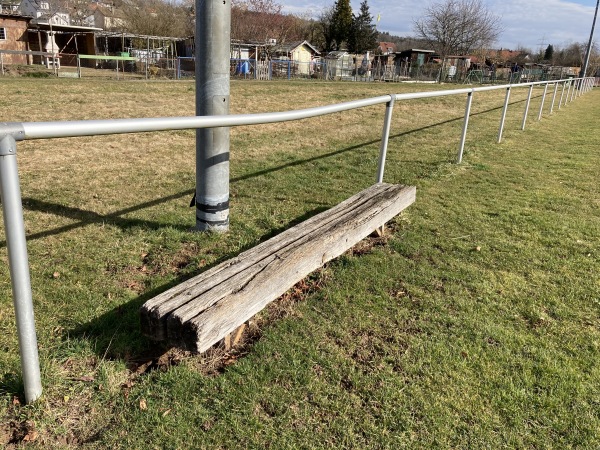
xmin=280 ymin=0 xmax=599 ymax=51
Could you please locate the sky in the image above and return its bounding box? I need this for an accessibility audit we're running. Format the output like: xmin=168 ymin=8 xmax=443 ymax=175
xmin=280 ymin=0 xmax=599 ymax=51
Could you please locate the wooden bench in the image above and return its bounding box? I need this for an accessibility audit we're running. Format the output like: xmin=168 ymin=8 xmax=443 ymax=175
xmin=140 ymin=183 xmax=416 ymax=353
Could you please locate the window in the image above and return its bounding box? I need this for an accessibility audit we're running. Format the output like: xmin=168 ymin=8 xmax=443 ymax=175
xmin=0 ymin=28 xmax=6 ymax=41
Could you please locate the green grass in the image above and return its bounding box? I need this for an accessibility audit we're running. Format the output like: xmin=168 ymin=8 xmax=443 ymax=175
xmin=0 ymin=78 xmax=598 ymax=448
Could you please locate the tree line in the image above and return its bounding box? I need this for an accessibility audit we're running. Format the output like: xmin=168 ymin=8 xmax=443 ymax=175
xmin=50 ymin=0 xmax=600 ymax=72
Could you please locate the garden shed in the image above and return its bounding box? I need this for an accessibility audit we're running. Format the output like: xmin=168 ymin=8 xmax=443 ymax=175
xmin=271 ymin=40 xmax=320 ymax=75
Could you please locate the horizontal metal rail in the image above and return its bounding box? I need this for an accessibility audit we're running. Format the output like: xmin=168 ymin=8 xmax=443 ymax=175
xmin=19 ymin=79 xmax=579 ymax=141
xmin=0 ymin=76 xmax=594 ymax=404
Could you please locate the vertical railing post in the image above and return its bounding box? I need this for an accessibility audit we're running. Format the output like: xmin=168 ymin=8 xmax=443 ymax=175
xmin=0 ymin=132 xmax=42 ymax=404
xmin=521 ymin=84 xmax=534 ymax=130
xmin=195 ymin=0 xmax=231 ymax=232
xmin=537 ymin=82 xmax=549 ymax=121
xmin=376 ymin=96 xmax=395 ymax=183
xmin=498 ymin=86 xmax=511 ymax=143
xmin=457 ymin=91 xmax=473 ymax=163
xmin=571 ymin=80 xmax=577 ymax=102
xmin=566 ymin=80 xmax=573 ymax=105
xmin=550 ymin=82 xmax=559 ymax=114
xmin=559 ymin=80 xmax=567 ymax=109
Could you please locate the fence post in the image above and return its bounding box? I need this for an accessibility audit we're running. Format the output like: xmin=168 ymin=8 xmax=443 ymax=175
xmin=550 ymin=82 xmax=559 ymax=114
xmin=195 ymin=0 xmax=231 ymax=232
xmin=521 ymin=84 xmax=534 ymax=130
xmin=457 ymin=91 xmax=473 ymax=164
xmin=559 ymin=81 xmax=567 ymax=109
xmin=497 ymin=87 xmax=511 ymax=143
xmin=570 ymin=80 xmax=577 ymax=102
xmin=376 ymin=96 xmax=395 ymax=183
xmin=0 ymin=132 xmax=42 ymax=404
xmin=537 ymin=83 xmax=549 ymax=121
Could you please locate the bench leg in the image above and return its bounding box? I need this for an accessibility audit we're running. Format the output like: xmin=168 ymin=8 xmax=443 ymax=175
xmin=223 ymin=323 xmax=247 ymax=351
xmin=373 ymin=224 xmax=386 ymax=237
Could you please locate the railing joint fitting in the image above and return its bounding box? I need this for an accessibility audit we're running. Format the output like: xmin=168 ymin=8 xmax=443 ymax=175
xmin=0 ymin=123 xmax=26 ymax=154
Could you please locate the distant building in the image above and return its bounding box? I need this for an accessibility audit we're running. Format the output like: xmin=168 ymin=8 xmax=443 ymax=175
xmin=19 ymin=0 xmax=70 ymax=25
xmin=0 ymin=12 xmax=32 ymax=65
xmin=377 ymin=41 xmax=397 ymax=55
xmin=85 ymin=4 xmax=126 ymax=31
xmin=271 ymin=40 xmax=320 ymax=75
xmin=396 ymin=49 xmax=435 ymax=67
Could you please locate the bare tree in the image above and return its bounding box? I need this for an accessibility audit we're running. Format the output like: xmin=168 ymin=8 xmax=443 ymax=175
xmin=316 ymin=6 xmax=336 ymax=52
xmin=231 ymin=0 xmax=303 ymax=45
xmin=414 ymin=0 xmax=502 ymax=58
xmin=121 ymin=0 xmax=192 ymax=37
xmin=555 ymin=42 xmax=586 ymax=67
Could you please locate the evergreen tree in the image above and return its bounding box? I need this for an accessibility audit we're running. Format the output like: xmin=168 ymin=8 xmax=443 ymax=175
xmin=544 ymin=44 xmax=554 ymax=62
xmin=348 ymin=0 xmax=378 ymax=53
xmin=331 ymin=0 xmax=353 ymax=50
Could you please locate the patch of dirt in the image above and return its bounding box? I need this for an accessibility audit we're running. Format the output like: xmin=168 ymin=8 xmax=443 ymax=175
xmin=0 ymin=420 xmax=38 ymax=448
xmin=125 ymin=347 xmax=191 ymax=377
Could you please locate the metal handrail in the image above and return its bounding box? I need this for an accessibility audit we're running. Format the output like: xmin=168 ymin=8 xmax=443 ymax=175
xmin=0 ymin=76 xmax=595 ymax=403
xmin=18 ymin=79 xmax=579 ymax=141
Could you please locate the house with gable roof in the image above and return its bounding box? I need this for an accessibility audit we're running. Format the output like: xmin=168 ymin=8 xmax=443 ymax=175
xmin=270 ymin=40 xmax=320 ymax=75
xmin=19 ymin=0 xmax=70 ymax=25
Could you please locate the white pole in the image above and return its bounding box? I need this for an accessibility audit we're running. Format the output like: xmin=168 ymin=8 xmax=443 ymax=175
xmin=0 ymin=135 xmax=42 ymax=403
xmin=457 ymin=92 xmax=473 ymax=163
xmin=498 ymin=87 xmax=511 ymax=143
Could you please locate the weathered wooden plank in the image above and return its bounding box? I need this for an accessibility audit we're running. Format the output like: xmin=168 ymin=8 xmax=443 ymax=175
xmin=141 ymin=183 xmax=405 ymax=340
xmin=165 ymin=183 xmax=416 ymax=352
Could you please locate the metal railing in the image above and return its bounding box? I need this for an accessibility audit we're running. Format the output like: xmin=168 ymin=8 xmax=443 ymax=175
xmin=0 ymin=76 xmax=594 ymax=403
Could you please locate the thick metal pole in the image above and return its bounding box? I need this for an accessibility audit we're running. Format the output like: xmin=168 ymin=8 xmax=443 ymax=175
xmin=457 ymin=92 xmax=473 ymax=163
xmin=376 ymin=98 xmax=395 ymax=183
xmin=521 ymin=84 xmax=534 ymax=130
xmin=537 ymin=83 xmax=549 ymax=121
xmin=581 ymin=0 xmax=600 ymax=80
xmin=550 ymin=82 xmax=559 ymax=113
xmin=195 ymin=0 xmax=231 ymax=232
xmin=0 ymin=135 xmax=42 ymax=403
xmin=498 ymin=87 xmax=511 ymax=143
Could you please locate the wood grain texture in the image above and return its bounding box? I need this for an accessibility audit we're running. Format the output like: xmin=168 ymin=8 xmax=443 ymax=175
xmin=140 ymin=183 xmax=416 ymax=352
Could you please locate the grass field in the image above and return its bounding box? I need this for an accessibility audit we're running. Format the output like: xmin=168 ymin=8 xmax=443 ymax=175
xmin=0 ymin=77 xmax=598 ymax=448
